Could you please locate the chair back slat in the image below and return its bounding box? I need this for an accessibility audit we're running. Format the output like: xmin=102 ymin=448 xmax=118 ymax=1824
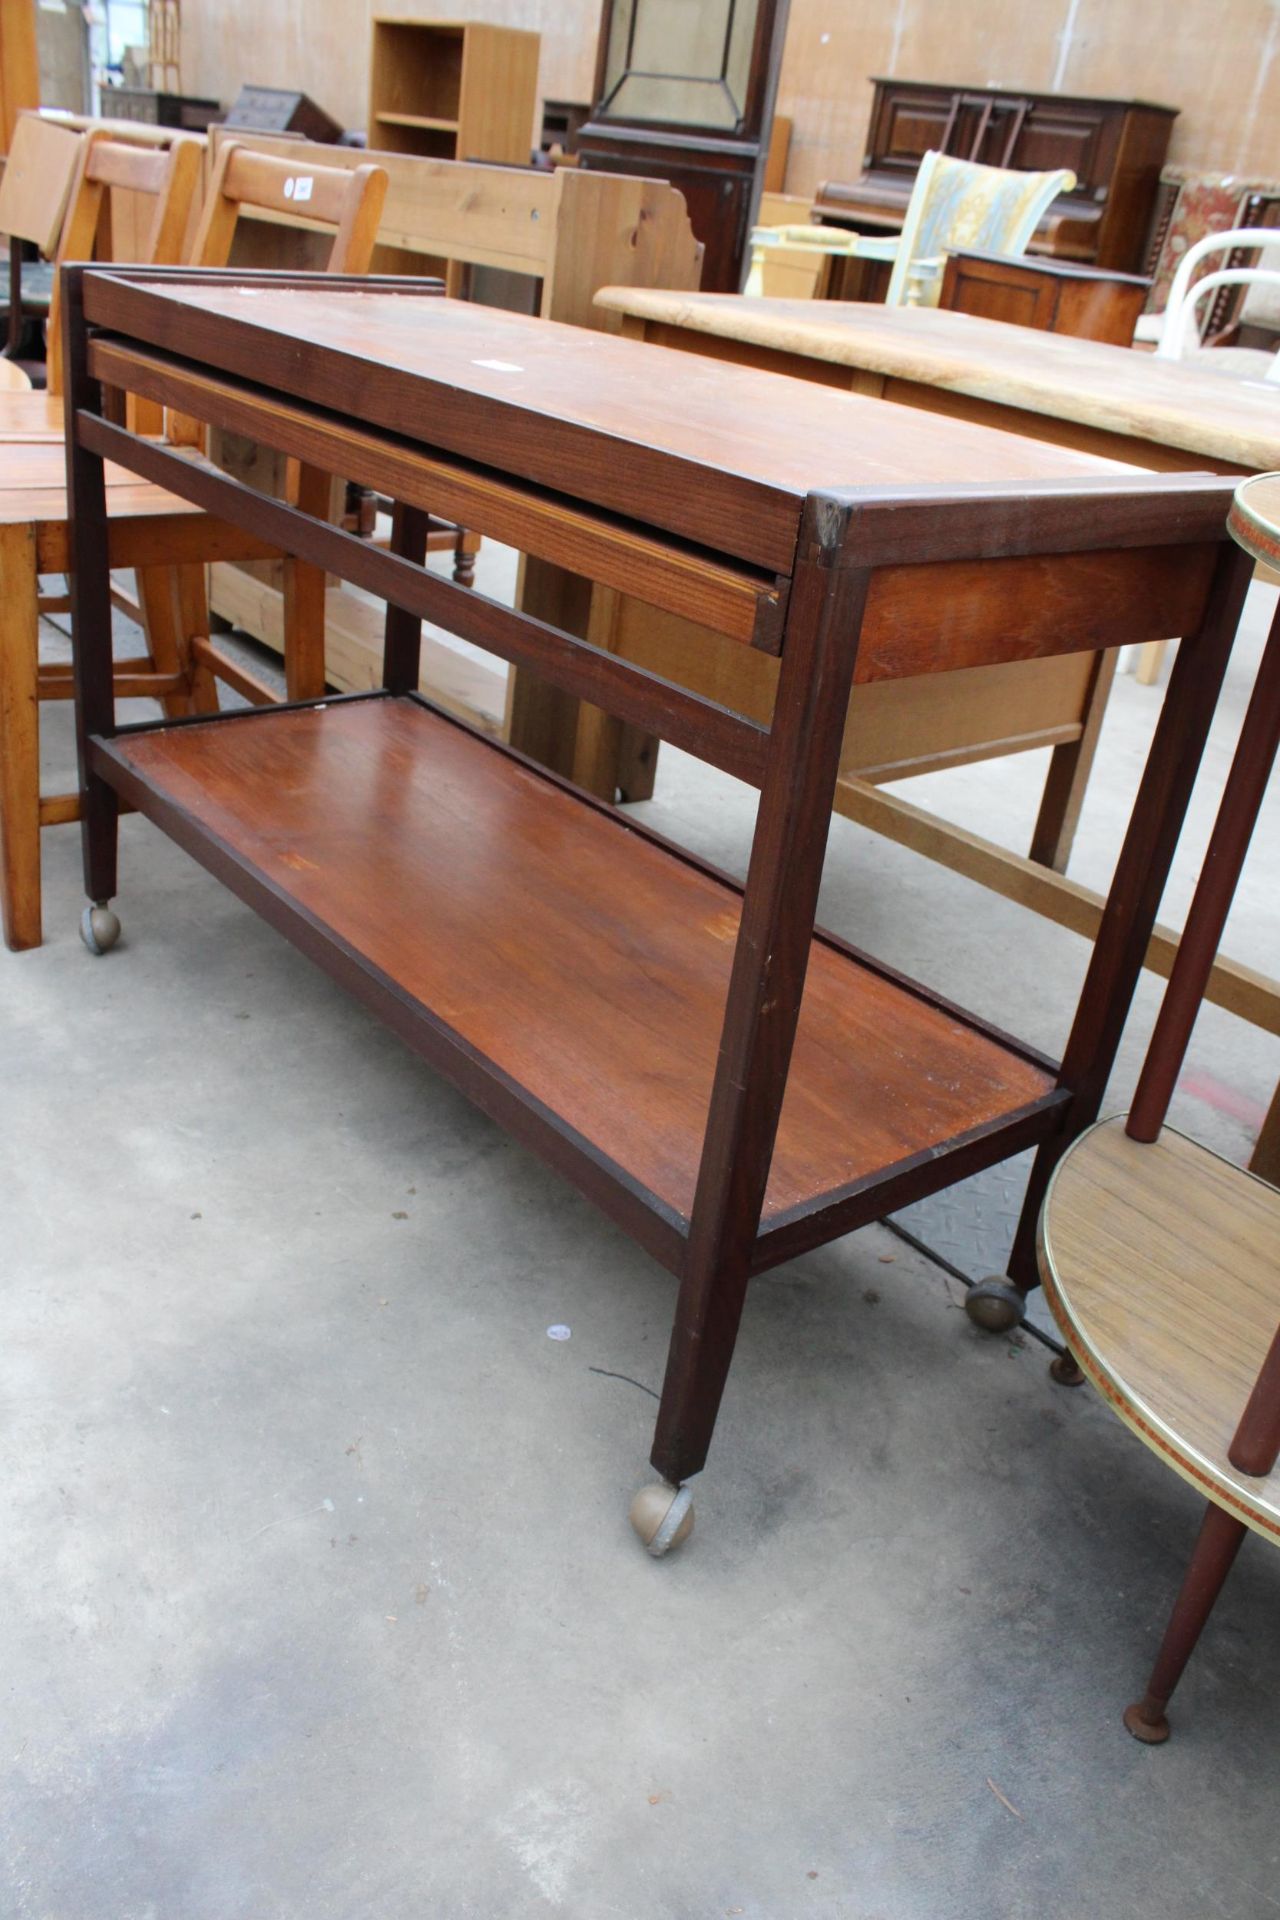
xmin=191 ymin=143 xmax=388 ymax=276
xmin=85 ymin=140 xmax=173 ymax=198
xmin=47 ymin=129 xmax=202 ymax=397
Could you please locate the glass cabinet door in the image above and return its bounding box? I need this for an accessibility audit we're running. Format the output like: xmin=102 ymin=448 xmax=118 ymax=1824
xmin=596 ymin=0 xmax=763 ymax=134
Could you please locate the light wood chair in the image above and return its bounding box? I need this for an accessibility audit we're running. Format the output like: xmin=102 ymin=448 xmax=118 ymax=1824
xmin=0 ymin=113 xmax=83 ymax=367
xmin=0 ymin=138 xmax=388 ymax=952
xmin=1038 ymin=471 xmax=1280 ymax=1744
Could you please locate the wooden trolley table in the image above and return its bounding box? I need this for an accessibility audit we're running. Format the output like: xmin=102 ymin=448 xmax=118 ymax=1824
xmin=63 ymin=267 xmax=1252 ymax=1549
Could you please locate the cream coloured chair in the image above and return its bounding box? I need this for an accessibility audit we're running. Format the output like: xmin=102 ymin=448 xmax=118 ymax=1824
xmin=746 ymin=149 xmax=1076 ymax=306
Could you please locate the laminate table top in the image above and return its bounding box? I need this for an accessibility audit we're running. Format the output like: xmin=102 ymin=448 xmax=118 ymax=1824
xmin=592 ymin=290 xmax=1280 ymax=474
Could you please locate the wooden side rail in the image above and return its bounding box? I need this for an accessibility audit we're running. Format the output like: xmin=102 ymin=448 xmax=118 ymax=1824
xmin=75 ymin=410 xmax=772 ymax=788
xmin=88 ymin=337 xmax=786 ymax=650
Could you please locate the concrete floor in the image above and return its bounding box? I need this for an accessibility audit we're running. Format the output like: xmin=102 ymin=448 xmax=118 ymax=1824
xmin=4 ymin=564 xmax=1279 ymax=1919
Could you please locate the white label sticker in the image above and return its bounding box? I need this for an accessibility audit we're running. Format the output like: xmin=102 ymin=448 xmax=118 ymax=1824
xmin=284 ymin=176 xmax=314 ymax=204
xmin=472 ymin=358 xmax=524 ymax=374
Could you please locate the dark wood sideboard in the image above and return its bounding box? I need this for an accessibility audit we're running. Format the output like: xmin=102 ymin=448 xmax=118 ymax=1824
xmin=939 ymin=249 xmax=1151 ymax=345
xmin=814 ymin=79 xmax=1177 ymax=274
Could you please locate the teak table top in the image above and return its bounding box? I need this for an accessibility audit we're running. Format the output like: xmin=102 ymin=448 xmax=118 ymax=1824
xmin=83 ymin=276 xmax=1130 ymax=575
xmin=591 ymin=290 xmax=1280 ymax=474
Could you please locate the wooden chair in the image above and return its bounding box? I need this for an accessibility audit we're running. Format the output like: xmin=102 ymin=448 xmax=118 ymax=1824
xmin=0 ymin=126 xmax=202 ymax=448
xmin=191 ymin=140 xmax=387 ymax=278
xmin=0 ymin=113 xmax=83 ymax=368
xmin=1038 ymin=470 xmax=1280 ymax=1743
xmin=0 ymin=139 xmax=388 ymax=952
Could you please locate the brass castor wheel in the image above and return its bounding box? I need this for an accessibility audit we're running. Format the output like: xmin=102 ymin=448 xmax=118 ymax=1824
xmin=1123 ymin=1699 xmax=1171 ymax=1745
xmin=1049 ymin=1351 xmax=1086 ymax=1387
xmin=80 ymin=902 xmax=121 ymax=955
xmin=964 ymin=1277 xmax=1026 ymax=1333
xmin=629 ymin=1481 xmax=695 ymax=1557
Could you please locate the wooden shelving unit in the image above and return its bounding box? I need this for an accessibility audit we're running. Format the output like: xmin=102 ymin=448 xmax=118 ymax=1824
xmin=367 ymin=18 xmax=539 ymax=165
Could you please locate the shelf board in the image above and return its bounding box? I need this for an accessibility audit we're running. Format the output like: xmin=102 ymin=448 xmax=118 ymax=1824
xmin=97 ymin=696 xmax=1059 ymax=1259
xmin=374 ymin=112 xmax=460 ymax=131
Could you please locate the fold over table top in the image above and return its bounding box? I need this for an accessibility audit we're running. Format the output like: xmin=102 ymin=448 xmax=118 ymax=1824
xmin=83 ymin=277 xmax=1133 ymax=574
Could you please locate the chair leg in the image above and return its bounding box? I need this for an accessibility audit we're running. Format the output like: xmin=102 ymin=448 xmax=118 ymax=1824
xmin=136 ymin=563 xmax=200 ymax=718
xmin=1124 ymin=1501 xmax=1248 ymax=1743
xmin=452 ymin=526 xmax=477 ymax=587
xmin=174 ymin=563 xmax=220 ymax=713
xmin=0 ymin=521 xmax=43 ymax=950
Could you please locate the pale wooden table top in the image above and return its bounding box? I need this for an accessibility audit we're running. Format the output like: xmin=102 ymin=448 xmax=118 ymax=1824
xmin=1039 ymin=1118 xmax=1280 ymax=1540
xmin=593 ymin=290 xmax=1280 ymax=473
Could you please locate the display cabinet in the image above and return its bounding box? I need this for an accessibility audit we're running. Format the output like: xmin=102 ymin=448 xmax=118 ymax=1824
xmin=576 ymin=0 xmax=789 ymax=291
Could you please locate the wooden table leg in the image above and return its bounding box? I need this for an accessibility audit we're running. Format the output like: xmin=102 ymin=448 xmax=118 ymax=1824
xmin=1028 ymin=647 xmax=1118 ymax=872
xmin=136 ymin=562 xmax=206 ymax=718
xmin=0 ymin=520 xmax=43 ymax=950
xmin=1123 ymin=1501 xmax=1248 ymax=1743
xmin=282 ymin=462 xmax=331 ymax=701
xmin=509 ymin=559 xmax=659 ymax=802
xmin=1250 ymin=1080 xmax=1280 ymax=1185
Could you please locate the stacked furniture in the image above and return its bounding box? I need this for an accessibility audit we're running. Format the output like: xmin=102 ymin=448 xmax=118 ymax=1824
xmin=1142 ymin=168 xmax=1280 ymax=343
xmin=747 ymin=151 xmax=1076 ymax=308
xmin=814 ymin=79 xmax=1176 ymax=273
xmin=192 ymin=129 xmax=702 ymax=721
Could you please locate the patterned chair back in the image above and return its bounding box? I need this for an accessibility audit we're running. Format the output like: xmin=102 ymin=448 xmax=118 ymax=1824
xmin=892 ymin=150 xmax=1077 ymax=306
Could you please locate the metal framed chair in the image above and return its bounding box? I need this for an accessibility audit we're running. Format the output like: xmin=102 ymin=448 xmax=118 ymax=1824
xmin=1038 ymin=470 xmax=1280 ymax=1743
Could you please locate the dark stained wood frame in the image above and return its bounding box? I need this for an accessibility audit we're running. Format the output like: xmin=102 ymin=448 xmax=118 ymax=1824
xmin=63 ymin=264 xmax=1252 ymax=1497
